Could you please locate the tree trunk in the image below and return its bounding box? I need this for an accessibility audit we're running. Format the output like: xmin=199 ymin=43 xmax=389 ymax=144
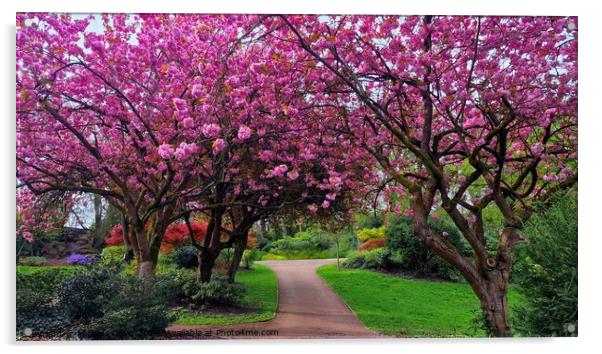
xmin=121 ymin=214 xmax=135 ymax=263
xmin=409 ymin=188 xmax=514 ymax=336
xmin=93 ymin=195 xmax=103 ymax=240
xmin=478 ymin=274 xmax=512 ymax=337
xmin=227 ymin=233 xmax=248 ymax=282
xmin=197 ymin=250 xmax=218 ymax=283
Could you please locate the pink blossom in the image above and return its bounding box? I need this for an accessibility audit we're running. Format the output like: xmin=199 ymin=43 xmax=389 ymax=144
xmin=237 ymin=125 xmax=251 ymax=140
xmin=531 ymin=142 xmax=544 ymax=157
xmin=157 ymin=144 xmax=174 ymax=159
xmin=543 ymin=174 xmax=556 ymax=182
xmin=173 ymin=98 xmax=188 ymax=111
xmin=22 ymin=231 xmax=33 ymax=243
xmin=286 ymin=169 xmax=299 ymax=180
xmin=442 ymin=231 xmax=449 ymax=238
xmin=182 ymin=117 xmax=195 ymax=129
xmin=212 ymin=138 xmax=226 ymax=154
xmin=329 ymin=176 xmax=342 ymax=187
xmin=191 ymin=84 xmax=203 ymax=97
xmin=174 ymin=142 xmax=198 ymax=161
xmin=268 ymin=164 xmax=288 ymax=178
xmin=326 ymin=193 xmax=337 ymax=200
xmin=308 ymin=204 xmax=318 ymax=213
xmin=321 ymin=200 xmax=330 ymax=209
xmin=202 ymin=124 xmax=221 ymax=138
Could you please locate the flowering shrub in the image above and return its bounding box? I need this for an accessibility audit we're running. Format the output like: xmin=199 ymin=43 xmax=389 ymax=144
xmin=105 ymin=220 xmax=207 ymax=253
xmin=67 ymin=254 xmax=96 ymax=266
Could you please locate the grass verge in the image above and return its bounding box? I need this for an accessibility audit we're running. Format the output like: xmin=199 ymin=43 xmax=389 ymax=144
xmin=317 ymin=264 xmax=525 ymax=337
xmin=175 ymin=264 xmax=278 ymax=325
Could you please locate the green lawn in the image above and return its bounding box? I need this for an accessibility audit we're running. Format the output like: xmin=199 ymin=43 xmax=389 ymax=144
xmin=175 ymin=264 xmax=278 ymax=325
xmin=318 ymin=264 xmax=525 ymax=337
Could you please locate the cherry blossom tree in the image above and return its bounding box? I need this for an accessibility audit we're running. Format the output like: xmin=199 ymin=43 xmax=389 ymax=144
xmin=267 ymin=15 xmax=578 ymax=336
xmin=16 ymin=13 xmax=373 ymax=280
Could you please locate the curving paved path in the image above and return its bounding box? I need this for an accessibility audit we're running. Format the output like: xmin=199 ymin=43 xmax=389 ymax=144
xmin=167 ymin=259 xmax=382 ymax=339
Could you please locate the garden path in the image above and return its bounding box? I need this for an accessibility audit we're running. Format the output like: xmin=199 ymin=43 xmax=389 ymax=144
xmin=167 ymin=259 xmax=382 ymax=339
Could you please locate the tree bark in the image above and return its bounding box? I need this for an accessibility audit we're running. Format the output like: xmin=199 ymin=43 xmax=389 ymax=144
xmin=196 ymin=207 xmax=226 ymax=283
xmin=478 ymin=272 xmax=512 ymax=336
xmin=120 ymin=213 xmax=135 ymax=263
xmin=409 ymin=188 xmax=513 ymax=336
xmin=197 ymin=249 xmax=218 ymax=283
xmin=227 ymin=232 xmax=248 ymax=282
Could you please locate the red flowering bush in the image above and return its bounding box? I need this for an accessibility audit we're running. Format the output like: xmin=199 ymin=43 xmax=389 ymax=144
xmin=104 ymin=221 xmax=207 ymax=253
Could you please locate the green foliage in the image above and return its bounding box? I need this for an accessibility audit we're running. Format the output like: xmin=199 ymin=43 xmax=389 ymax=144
xmin=180 ymin=273 xmax=245 ymax=308
xmin=16 ymin=266 xmax=81 ymax=335
xmin=94 ymin=275 xmax=177 ymax=339
xmin=176 ymin=264 xmax=277 ymax=325
xmin=385 ymin=216 xmax=467 ymax=280
xmin=99 ymin=246 xmax=126 ymax=268
xmin=242 ymin=249 xmax=260 ymax=269
xmin=17 ymin=265 xmax=177 ymax=339
xmin=57 ymin=267 xmax=117 ymax=322
xmin=343 ymin=248 xmax=404 ymax=271
xmin=318 ymin=264 xmax=525 ymax=337
xmin=357 ymin=226 xmax=386 ymax=242
xmin=354 ymin=213 xmax=384 ymax=229
xmin=19 ymin=256 xmax=47 ymax=266
xmin=512 ymin=190 xmax=578 ymax=336
xmin=16 ymin=266 xmax=79 ymax=314
xmin=171 ymin=245 xmax=199 ymax=269
xmin=264 ymin=228 xmax=332 ymax=253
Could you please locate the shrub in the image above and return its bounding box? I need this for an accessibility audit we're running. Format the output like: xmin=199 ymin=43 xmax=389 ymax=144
xmin=92 ymin=275 xmax=177 ymax=339
xmin=512 ymin=190 xmax=578 ymax=336
xmin=17 ymin=267 xmax=78 ymax=314
xmin=242 ymin=249 xmax=260 ymax=269
xmin=171 ymin=245 xmax=199 ymax=268
xmin=385 ymin=215 xmax=466 ymax=280
xmin=99 ymin=246 xmax=126 ymax=268
xmin=67 ymin=254 xmax=96 ymax=265
xmin=343 ymin=248 xmax=403 ymax=271
xmin=180 ymin=273 xmax=245 ymax=308
xmin=355 ymin=213 xmax=384 ymax=229
xmin=342 ymin=251 xmax=365 ymax=269
xmin=19 ymin=256 xmax=47 ymax=266
xmin=359 ymin=237 xmax=385 ymax=251
xmin=16 ymin=266 xmax=80 ymax=335
xmin=265 ymin=228 xmax=332 ymax=253
xmin=57 ymin=267 xmax=117 ymax=323
xmin=357 ymin=226 xmax=385 ymax=242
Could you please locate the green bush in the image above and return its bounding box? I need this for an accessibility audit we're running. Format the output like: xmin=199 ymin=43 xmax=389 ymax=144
xmin=57 ymin=267 xmax=117 ymax=322
xmin=264 ymin=228 xmax=332 ymax=253
xmin=357 ymin=226 xmax=386 ymax=242
xmin=242 ymin=249 xmax=260 ymax=269
xmin=99 ymin=246 xmax=126 ymax=268
xmin=17 ymin=267 xmax=78 ymax=314
xmin=355 ymin=213 xmax=384 ymax=229
xmin=93 ymin=275 xmax=177 ymax=339
xmin=180 ymin=273 xmax=245 ymax=308
xmin=172 ymin=245 xmax=199 ymax=268
xmin=19 ymin=256 xmax=47 ymax=266
xmin=384 ymin=216 xmax=467 ymax=280
xmin=17 ymin=264 xmax=177 ymax=339
xmin=343 ymin=248 xmax=403 ymax=271
xmin=512 ymin=190 xmax=578 ymax=336
xmin=16 ymin=266 xmax=81 ymax=335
